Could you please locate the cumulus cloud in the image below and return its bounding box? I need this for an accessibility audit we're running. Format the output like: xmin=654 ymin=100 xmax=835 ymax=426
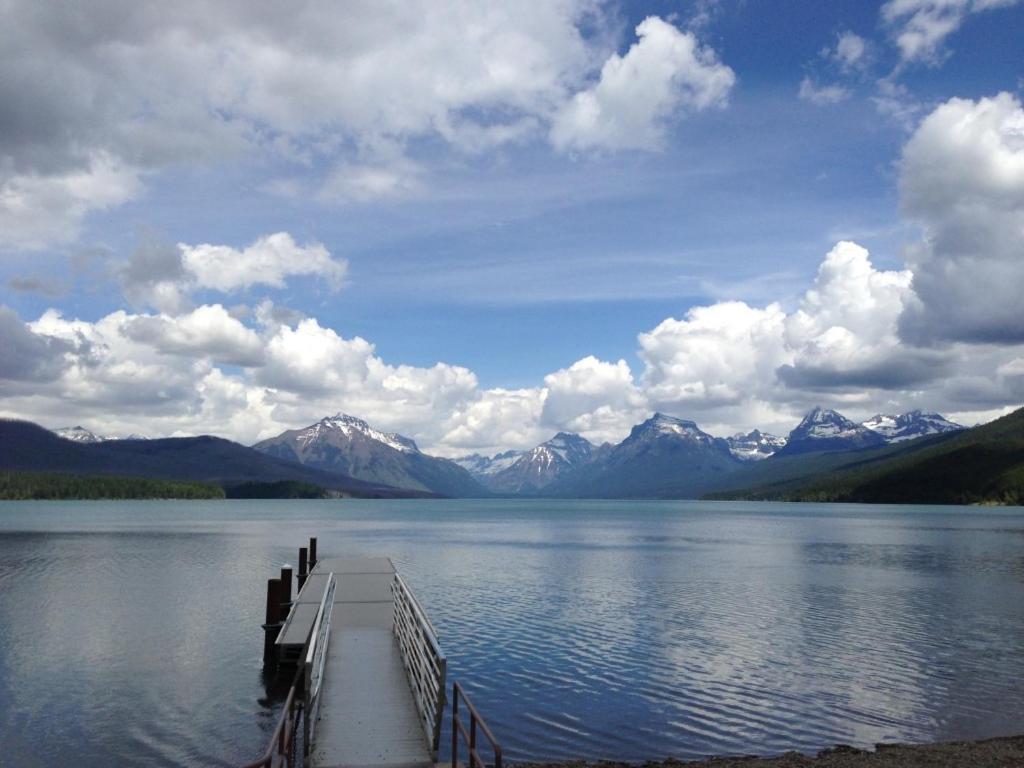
xmin=637 ymin=241 xmax=966 ymax=431
xmin=180 ymin=232 xmax=346 ymax=292
xmin=541 ymin=356 xmax=646 ymax=442
xmin=439 ymin=388 xmax=547 ymax=455
xmin=122 ymin=305 xmax=265 ymax=366
xmin=780 ymin=242 xmax=948 ymax=389
xmin=119 ymin=232 xmax=345 ymax=311
xmin=641 ymin=301 xmax=788 ymax=410
xmin=551 ymin=16 xmax=735 ymax=151
xmin=0 ymin=306 xmax=71 ymax=384
xmin=881 ymin=0 xmax=1022 ymax=64
xmin=898 ymin=93 xmax=1024 ymax=343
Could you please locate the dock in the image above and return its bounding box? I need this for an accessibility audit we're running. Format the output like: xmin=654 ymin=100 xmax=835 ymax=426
xmin=242 ymin=538 xmax=501 ymax=768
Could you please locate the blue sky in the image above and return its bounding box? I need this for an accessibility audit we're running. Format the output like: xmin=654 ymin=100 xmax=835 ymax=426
xmin=1 ymin=1 xmax=1023 ymax=453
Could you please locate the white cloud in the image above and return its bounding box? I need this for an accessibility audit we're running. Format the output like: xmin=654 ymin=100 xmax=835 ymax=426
xmin=780 ymin=241 xmax=946 ymax=389
xmin=637 ymin=241 xmax=962 ymax=432
xmin=541 ymin=356 xmax=646 ymax=443
xmin=898 ymin=93 xmax=1024 ymax=343
xmin=439 ymin=388 xmax=547 ymax=456
xmin=0 ymin=154 xmax=140 ymax=250
xmin=122 ymin=304 xmax=265 ymax=366
xmin=318 ymin=159 xmax=424 ymax=203
xmin=641 ymin=301 xmax=788 ymax=409
xmin=551 ymin=16 xmax=735 ymax=151
xmin=117 ymin=232 xmax=345 ymax=311
xmin=180 ymin=232 xmax=346 ymax=293
xmin=881 ymin=0 xmax=1022 ymax=64
xmin=798 ymin=77 xmax=850 ymax=106
xmin=833 ymin=32 xmax=868 ymax=71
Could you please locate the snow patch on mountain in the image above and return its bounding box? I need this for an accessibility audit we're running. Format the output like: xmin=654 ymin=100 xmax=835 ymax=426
xmin=299 ymin=413 xmax=419 ymax=453
xmin=726 ymin=429 xmax=787 ymax=460
xmin=862 ymin=410 xmax=964 ymax=442
xmin=53 ymin=426 xmax=105 ymax=443
xmin=452 ymin=450 xmax=524 ymax=477
xmin=630 ymin=413 xmax=719 ymax=446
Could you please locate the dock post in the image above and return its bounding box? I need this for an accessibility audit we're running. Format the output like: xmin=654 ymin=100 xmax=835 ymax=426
xmin=298 ymin=547 xmax=308 ymax=589
xmin=280 ymin=567 xmax=293 ymax=611
xmin=309 ymin=537 xmax=317 ymax=569
xmin=262 ymin=577 xmax=282 ymax=665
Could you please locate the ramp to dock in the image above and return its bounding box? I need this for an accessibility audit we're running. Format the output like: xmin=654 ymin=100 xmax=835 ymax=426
xmin=274 ymin=556 xmax=445 ymax=768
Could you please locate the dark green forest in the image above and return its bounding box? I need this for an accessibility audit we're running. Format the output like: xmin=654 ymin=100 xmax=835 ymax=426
xmin=0 ymin=471 xmax=225 ymax=500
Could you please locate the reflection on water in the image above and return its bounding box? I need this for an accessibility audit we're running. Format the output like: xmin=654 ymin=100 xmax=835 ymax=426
xmin=0 ymin=499 xmax=1023 ymax=766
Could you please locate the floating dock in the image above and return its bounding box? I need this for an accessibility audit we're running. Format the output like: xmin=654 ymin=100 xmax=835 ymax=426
xmin=243 ymin=538 xmax=499 ymax=768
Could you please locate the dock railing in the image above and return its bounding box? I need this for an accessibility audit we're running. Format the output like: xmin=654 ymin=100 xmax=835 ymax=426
xmin=392 ymin=572 xmax=447 ymax=759
xmin=242 ymin=572 xmax=336 ymax=768
xmin=451 ymin=681 xmax=502 ymax=768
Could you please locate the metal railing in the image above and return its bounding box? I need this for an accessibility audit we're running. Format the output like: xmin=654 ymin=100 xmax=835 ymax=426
xmin=451 ymin=681 xmax=502 ymax=768
xmin=392 ymin=572 xmax=447 ymax=759
xmin=240 ymin=668 xmax=303 ymax=768
xmin=303 ymin=573 xmax=336 ymax=752
xmin=242 ymin=573 xmax=336 ymax=768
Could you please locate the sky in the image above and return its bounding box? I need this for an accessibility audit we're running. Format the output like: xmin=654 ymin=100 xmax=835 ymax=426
xmin=1 ymin=0 xmax=1023 ymax=456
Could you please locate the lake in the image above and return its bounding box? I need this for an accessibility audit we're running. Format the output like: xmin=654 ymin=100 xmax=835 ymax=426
xmin=0 ymin=499 xmax=1022 ymax=767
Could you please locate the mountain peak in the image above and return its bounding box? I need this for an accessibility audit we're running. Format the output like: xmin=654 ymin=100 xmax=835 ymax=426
xmin=862 ymin=409 xmax=964 ymax=442
xmin=303 ymin=413 xmax=420 ymax=453
xmin=53 ymin=425 xmax=105 ymax=443
xmin=726 ymin=429 xmax=787 ymax=461
xmin=253 ymin=414 xmax=485 ymax=496
xmin=777 ymin=407 xmax=885 ymax=456
xmin=633 ymin=412 xmax=705 ymax=439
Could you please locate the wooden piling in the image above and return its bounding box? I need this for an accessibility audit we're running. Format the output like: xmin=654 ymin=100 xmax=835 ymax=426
xmin=298 ymin=547 xmax=308 ymax=589
xmin=262 ymin=577 xmax=282 ymax=665
xmin=280 ymin=567 xmax=293 ymax=610
xmin=309 ymin=537 xmax=317 ymax=569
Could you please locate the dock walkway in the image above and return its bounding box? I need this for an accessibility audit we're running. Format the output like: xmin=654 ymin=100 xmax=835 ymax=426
xmin=243 ymin=539 xmax=499 ymax=768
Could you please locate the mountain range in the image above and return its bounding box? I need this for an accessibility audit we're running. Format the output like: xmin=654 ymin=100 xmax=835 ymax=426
xmin=4 ymin=404 xmax=996 ymax=502
xmin=457 ymin=432 xmax=607 ymax=494
xmin=0 ymin=419 xmax=412 ymax=497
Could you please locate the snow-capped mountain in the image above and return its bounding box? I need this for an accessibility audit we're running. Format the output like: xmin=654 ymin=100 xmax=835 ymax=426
xmin=726 ymin=429 xmax=788 ymax=461
xmin=549 ymin=413 xmax=742 ymax=498
xmin=253 ymin=413 xmax=484 ymax=497
xmin=775 ymin=407 xmax=887 ymax=457
xmin=452 ymin=450 xmax=524 ymax=478
xmin=52 ymin=426 xmax=150 ymax=442
xmin=53 ymin=426 xmax=105 ymax=443
xmin=486 ymin=433 xmax=599 ymax=494
xmin=862 ymin=410 xmax=965 ymax=442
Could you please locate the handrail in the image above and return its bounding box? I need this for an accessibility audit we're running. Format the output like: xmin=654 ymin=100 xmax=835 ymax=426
xmin=240 ymin=667 xmax=303 ymax=768
xmin=451 ymin=681 xmax=502 ymax=768
xmin=392 ymin=572 xmax=447 ymax=759
xmin=304 ymin=573 xmax=336 ymax=752
xmin=241 ymin=574 xmax=336 ymax=768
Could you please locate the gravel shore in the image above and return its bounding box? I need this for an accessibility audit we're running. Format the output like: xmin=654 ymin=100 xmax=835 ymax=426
xmin=512 ymin=734 xmax=1024 ymax=768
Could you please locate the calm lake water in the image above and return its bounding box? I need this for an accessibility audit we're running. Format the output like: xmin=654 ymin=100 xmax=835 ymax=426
xmin=1 ymin=499 xmax=1023 ymax=767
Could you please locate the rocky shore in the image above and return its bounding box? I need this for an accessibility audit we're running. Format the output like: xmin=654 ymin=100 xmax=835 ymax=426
xmin=513 ymin=734 xmax=1024 ymax=768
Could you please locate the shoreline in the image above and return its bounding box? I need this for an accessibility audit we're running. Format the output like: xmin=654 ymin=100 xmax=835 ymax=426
xmin=512 ymin=734 xmax=1024 ymax=767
